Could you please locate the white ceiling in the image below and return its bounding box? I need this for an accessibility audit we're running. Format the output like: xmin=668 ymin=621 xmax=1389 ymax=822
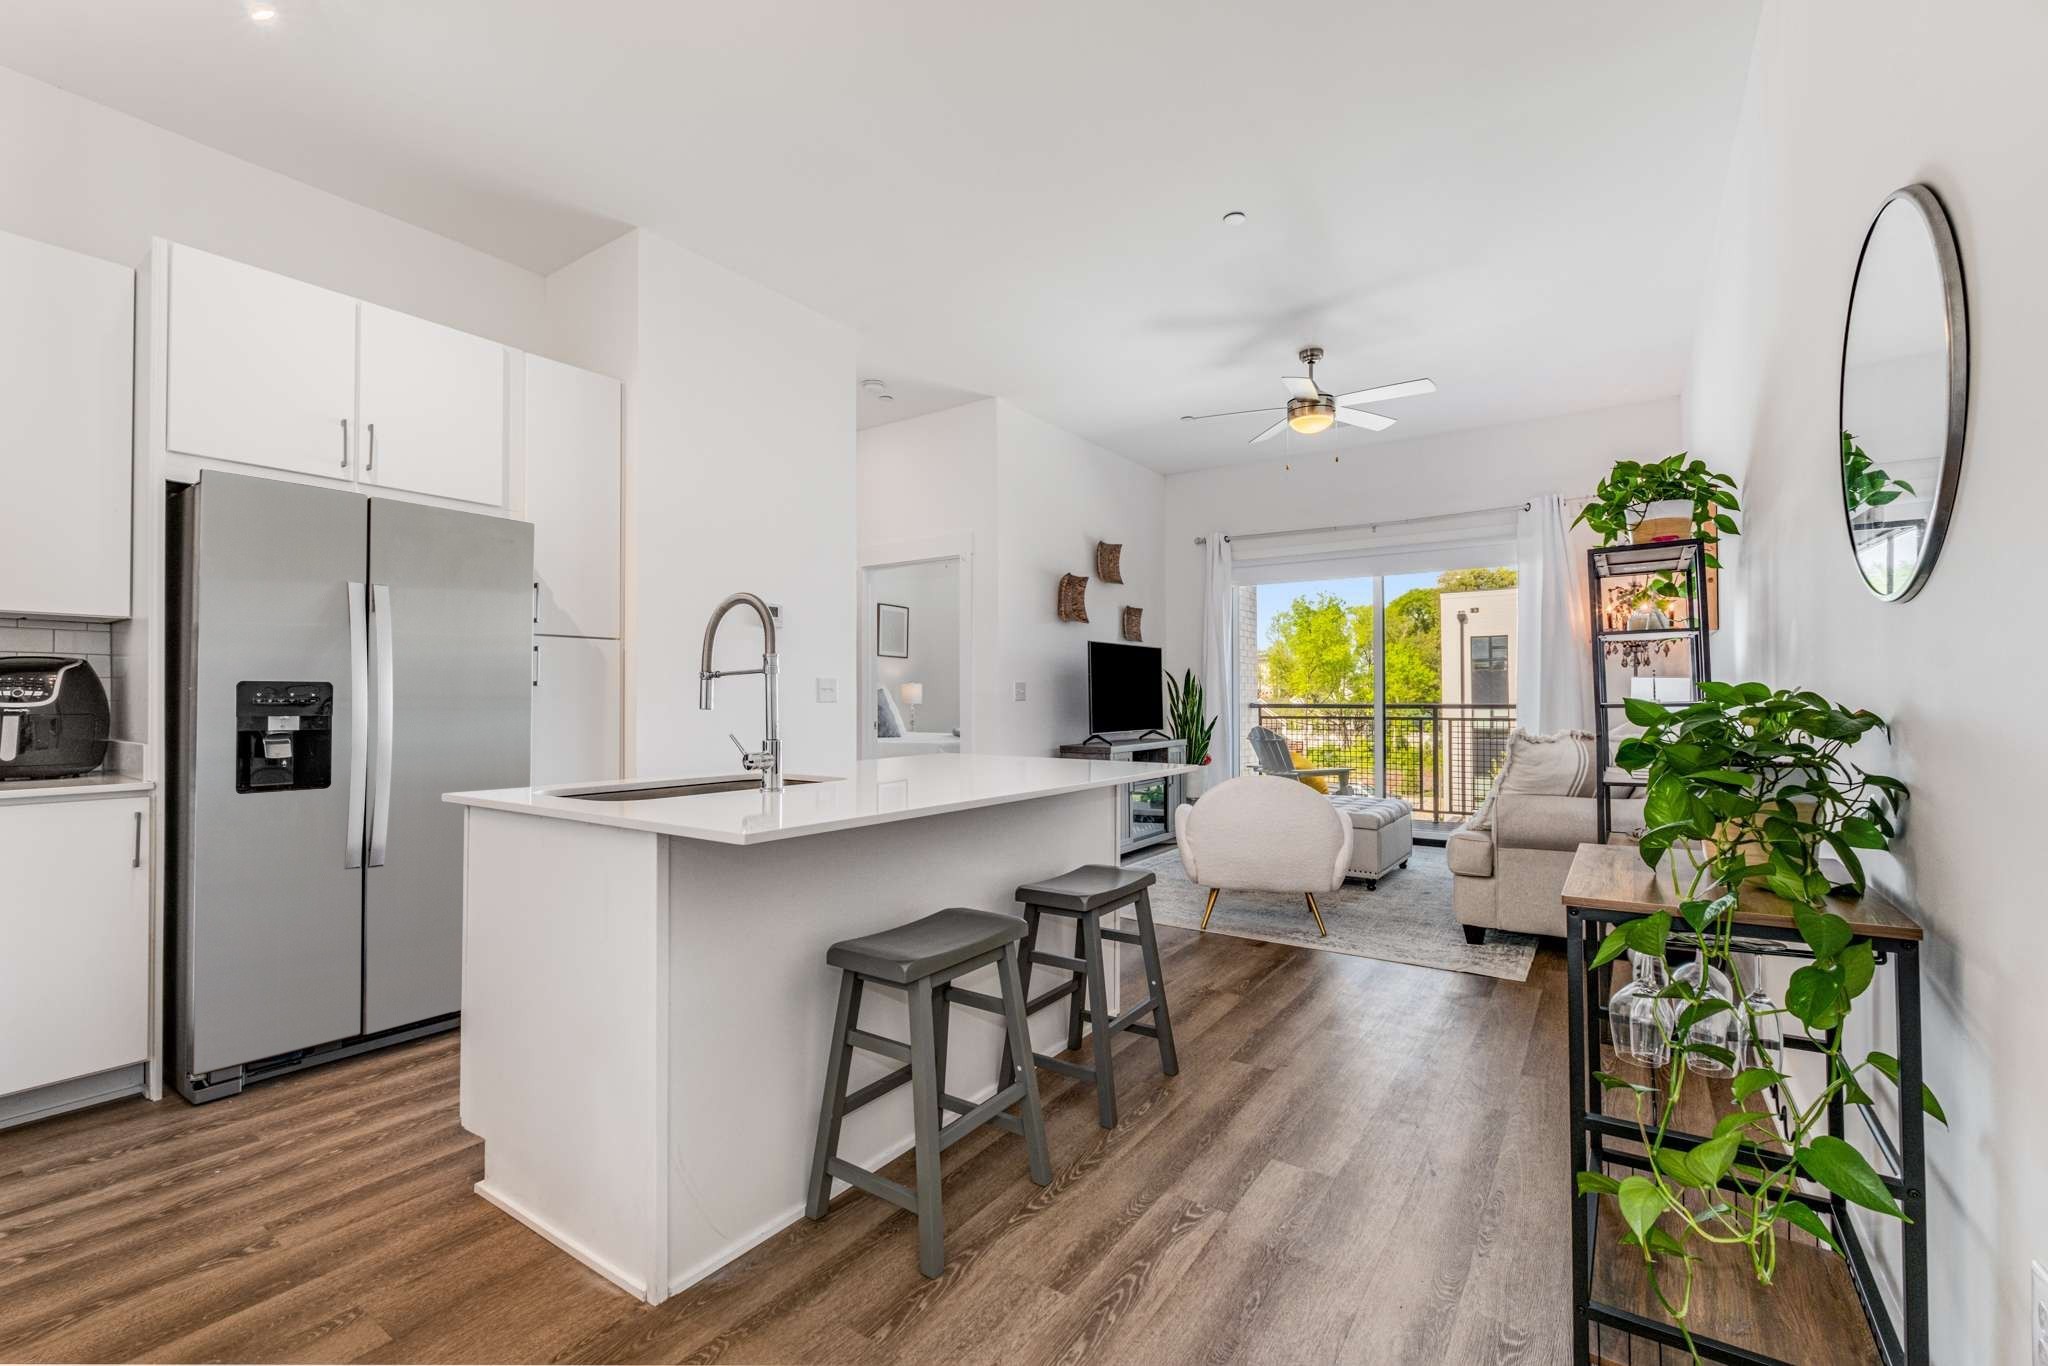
xmin=0 ymin=0 xmax=1761 ymax=473
xmin=854 ymin=373 xmax=985 ymax=432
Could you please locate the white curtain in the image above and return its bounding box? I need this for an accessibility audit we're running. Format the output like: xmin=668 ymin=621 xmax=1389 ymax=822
xmin=1198 ymin=533 xmax=1238 ymax=776
xmin=1515 ymin=495 xmax=1595 ymax=734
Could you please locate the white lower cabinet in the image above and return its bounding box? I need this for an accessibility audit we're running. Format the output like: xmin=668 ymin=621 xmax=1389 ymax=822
xmin=0 ymin=797 xmax=150 ymax=1098
xmin=531 ymin=636 xmax=621 ymax=786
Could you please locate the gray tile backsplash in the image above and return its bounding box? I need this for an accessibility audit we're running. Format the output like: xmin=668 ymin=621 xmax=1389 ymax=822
xmin=0 ymin=617 xmax=121 ymax=774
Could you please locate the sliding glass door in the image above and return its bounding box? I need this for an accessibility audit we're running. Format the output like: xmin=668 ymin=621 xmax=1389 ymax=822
xmin=1238 ymin=562 xmax=1518 ymax=835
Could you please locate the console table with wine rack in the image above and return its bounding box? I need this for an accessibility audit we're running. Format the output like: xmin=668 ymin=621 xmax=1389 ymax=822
xmin=1560 ymin=843 xmax=1928 ymax=1366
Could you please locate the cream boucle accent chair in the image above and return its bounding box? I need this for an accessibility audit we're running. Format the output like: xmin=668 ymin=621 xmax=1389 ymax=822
xmin=1173 ymin=774 xmax=1354 ymax=937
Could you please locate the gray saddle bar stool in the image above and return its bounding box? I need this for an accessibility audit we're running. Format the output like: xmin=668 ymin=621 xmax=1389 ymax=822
xmin=1000 ymin=865 xmax=1179 ymax=1129
xmin=806 ymin=907 xmax=1052 ymax=1278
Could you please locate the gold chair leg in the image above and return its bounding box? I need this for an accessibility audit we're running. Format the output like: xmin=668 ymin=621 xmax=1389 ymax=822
xmin=1304 ymin=892 xmax=1328 ymax=937
xmin=1200 ymin=887 xmax=1220 ymax=931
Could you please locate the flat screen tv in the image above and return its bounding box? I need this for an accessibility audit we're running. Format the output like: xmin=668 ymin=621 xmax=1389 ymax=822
xmin=1086 ymin=641 xmax=1164 ymax=736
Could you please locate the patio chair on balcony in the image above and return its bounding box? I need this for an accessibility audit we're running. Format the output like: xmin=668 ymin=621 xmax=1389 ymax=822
xmin=1247 ymin=726 xmax=1353 ymax=795
xmin=1243 ymin=726 xmax=1413 ymax=889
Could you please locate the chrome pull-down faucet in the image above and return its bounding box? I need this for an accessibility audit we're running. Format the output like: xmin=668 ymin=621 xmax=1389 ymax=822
xmin=698 ymin=592 xmax=782 ymax=791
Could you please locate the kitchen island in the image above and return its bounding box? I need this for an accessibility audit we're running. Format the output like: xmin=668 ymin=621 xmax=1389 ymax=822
xmin=444 ymin=752 xmax=1194 ymax=1303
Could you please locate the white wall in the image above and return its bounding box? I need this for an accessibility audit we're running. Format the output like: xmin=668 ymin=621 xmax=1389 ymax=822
xmin=543 ymin=229 xmax=857 ymax=778
xmin=855 ymin=397 xmax=1166 ymax=757
xmin=543 ymin=231 xmax=638 ymax=382
xmin=1161 ymin=397 xmax=1683 ymax=681
xmin=856 ymin=400 xmax=998 ymax=756
xmin=863 ymin=560 xmax=962 ymax=736
xmin=624 ymin=231 xmax=857 ymax=777
xmin=0 ymin=64 xmax=548 ymax=350
xmin=1684 ymin=2 xmax=2048 ymax=1357
xmin=990 ymin=402 xmax=1164 ymax=755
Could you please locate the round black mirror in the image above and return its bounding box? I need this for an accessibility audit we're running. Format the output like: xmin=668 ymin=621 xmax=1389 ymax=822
xmin=1838 ymin=184 xmax=1968 ymax=602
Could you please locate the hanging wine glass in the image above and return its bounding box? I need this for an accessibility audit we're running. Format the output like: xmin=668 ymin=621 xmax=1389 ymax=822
xmin=1607 ymin=951 xmax=1672 ymax=1068
xmin=1673 ymin=953 xmax=1747 ymax=1078
xmin=1741 ymin=950 xmax=1784 ymax=1075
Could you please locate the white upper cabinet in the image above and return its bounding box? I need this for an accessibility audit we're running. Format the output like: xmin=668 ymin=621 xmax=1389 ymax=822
xmin=165 ymin=244 xmax=357 ymax=480
xmin=0 ymin=229 xmax=133 ymax=619
xmin=523 ymin=354 xmax=621 ymax=638
xmin=359 ymin=303 xmax=508 ymax=506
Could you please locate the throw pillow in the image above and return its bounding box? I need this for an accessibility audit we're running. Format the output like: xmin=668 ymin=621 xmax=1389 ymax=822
xmin=1292 ymin=755 xmax=1332 ymax=795
xmin=1473 ymin=728 xmax=1596 ymax=828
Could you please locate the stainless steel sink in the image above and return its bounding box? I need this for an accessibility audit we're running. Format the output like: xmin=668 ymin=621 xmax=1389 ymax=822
xmin=555 ymin=776 xmax=830 ymax=801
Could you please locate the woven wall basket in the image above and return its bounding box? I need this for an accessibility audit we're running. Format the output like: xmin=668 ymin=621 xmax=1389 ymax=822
xmin=1095 ymin=541 xmax=1124 ymax=584
xmin=1121 ymin=606 xmax=1143 ymax=642
xmin=1057 ymin=574 xmax=1089 ymax=623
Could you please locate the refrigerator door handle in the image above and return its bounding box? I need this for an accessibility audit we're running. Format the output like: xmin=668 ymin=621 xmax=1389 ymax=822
xmin=368 ymin=583 xmax=395 ymax=867
xmin=345 ymin=582 xmax=370 ymax=868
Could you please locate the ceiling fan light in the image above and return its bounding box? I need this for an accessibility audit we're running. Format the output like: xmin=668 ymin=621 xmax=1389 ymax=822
xmin=1287 ymin=397 xmax=1335 ymax=435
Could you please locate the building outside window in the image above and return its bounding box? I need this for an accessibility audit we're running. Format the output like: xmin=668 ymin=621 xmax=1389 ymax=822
xmin=1470 ymin=633 xmax=1509 ymax=706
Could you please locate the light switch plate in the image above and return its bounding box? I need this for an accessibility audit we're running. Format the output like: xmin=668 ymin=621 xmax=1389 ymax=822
xmin=2031 ymin=1260 xmax=2048 ymax=1366
xmin=1013 ymin=681 xmax=1028 ymax=702
xmin=815 ymin=678 xmax=837 ymax=703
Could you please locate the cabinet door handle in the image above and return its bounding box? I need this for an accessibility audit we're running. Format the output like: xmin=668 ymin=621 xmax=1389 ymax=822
xmin=132 ymin=809 xmax=143 ymax=868
xmin=532 ymin=581 xmax=540 ymax=625
xmin=367 ymin=422 xmax=377 ymax=473
xmin=532 ymin=643 xmax=540 ymax=688
xmin=340 ymin=417 xmax=349 ymax=468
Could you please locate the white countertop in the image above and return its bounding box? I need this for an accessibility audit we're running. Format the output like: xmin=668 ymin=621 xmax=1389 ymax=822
xmin=0 ymin=773 xmax=154 ymax=803
xmin=445 ymin=753 xmax=1197 ymax=846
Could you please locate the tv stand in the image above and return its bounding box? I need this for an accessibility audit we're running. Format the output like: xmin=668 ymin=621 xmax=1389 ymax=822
xmin=1080 ymin=729 xmax=1170 ymax=746
xmin=1057 ymin=735 xmax=1188 ymax=853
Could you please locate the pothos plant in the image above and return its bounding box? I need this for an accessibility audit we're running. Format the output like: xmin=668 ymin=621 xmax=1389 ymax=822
xmin=1579 ymin=682 xmax=1941 ymax=1361
xmin=1574 ymin=453 xmax=1742 ymax=599
xmin=1840 ymin=431 xmax=1916 ymax=514
xmin=1164 ymin=668 xmax=1216 ymax=767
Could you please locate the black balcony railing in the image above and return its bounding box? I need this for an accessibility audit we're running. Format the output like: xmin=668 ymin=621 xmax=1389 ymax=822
xmin=1248 ymin=701 xmax=1517 ymax=825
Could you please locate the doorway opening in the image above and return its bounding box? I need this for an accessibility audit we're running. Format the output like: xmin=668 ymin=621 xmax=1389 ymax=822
xmin=859 ymin=556 xmax=968 ymax=759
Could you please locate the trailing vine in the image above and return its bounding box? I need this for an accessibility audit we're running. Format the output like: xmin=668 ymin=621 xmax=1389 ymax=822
xmin=1576 ymin=682 xmax=1942 ymax=1360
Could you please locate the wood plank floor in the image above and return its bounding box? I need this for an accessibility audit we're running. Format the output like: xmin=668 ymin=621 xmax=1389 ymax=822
xmin=0 ymin=929 xmax=1605 ymax=1363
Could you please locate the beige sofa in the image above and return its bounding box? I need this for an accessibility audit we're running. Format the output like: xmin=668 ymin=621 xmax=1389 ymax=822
xmin=1449 ymin=792 xmax=1644 ymax=941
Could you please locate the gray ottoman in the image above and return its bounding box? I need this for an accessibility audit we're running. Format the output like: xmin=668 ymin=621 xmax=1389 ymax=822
xmin=1329 ymin=793 xmax=1414 ymax=889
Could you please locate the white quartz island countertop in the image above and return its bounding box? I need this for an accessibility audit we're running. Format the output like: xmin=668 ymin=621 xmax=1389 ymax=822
xmin=443 ymin=752 xmax=1197 ymax=844
xmin=444 ymin=750 xmax=1197 ymax=1305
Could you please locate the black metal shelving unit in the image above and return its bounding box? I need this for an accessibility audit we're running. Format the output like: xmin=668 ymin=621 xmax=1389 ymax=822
xmin=1588 ymin=538 xmax=1713 ymax=842
xmin=1564 ymin=857 xmax=1930 ymax=1365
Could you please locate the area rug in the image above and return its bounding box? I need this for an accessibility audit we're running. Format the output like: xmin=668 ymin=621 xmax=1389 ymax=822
xmin=1125 ymin=843 xmax=1537 ymax=982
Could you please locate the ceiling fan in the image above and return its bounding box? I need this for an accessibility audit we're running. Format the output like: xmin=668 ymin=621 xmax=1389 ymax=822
xmin=1181 ymin=347 xmax=1436 ymax=443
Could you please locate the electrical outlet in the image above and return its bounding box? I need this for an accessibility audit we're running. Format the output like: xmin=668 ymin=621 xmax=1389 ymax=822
xmin=2032 ymin=1260 xmax=2048 ymax=1366
xmin=815 ymin=678 xmax=837 ymax=704
xmin=1013 ymin=681 xmax=1028 ymax=702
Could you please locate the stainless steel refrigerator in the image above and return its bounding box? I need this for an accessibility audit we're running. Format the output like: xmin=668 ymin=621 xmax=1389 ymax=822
xmin=167 ymin=471 xmax=532 ymax=1103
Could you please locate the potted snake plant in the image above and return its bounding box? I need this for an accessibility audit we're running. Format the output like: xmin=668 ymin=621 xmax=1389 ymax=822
xmin=1165 ymin=668 xmax=1216 ymax=797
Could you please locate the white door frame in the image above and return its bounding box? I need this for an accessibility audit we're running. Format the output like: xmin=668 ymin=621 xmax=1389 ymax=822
xmin=856 ymin=534 xmax=976 ymax=759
